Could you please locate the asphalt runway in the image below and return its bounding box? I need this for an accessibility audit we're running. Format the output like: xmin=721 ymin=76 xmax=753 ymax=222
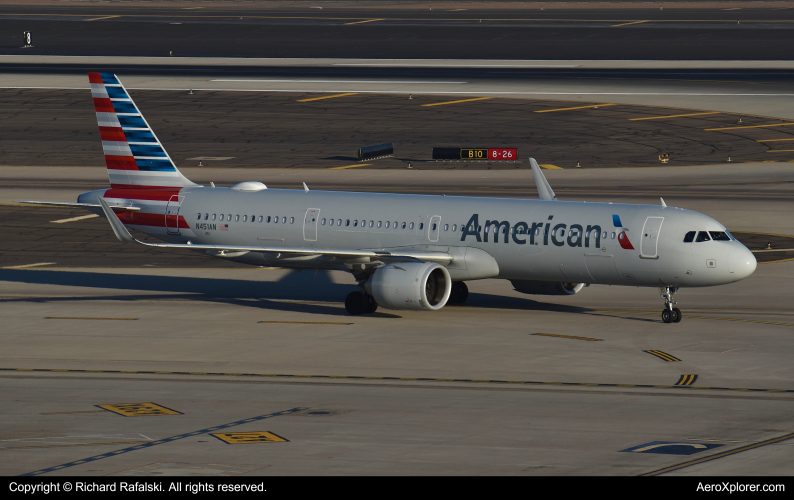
xmin=3 ymin=88 xmax=794 ymax=170
xmin=2 ymin=2 xmax=794 ymax=60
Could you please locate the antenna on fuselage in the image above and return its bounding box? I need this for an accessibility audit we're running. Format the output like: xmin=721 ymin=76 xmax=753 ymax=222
xmin=530 ymin=158 xmax=557 ymax=201
xmin=303 ymin=182 xmax=309 ymax=193
xmin=660 ymin=197 xmax=667 ymax=208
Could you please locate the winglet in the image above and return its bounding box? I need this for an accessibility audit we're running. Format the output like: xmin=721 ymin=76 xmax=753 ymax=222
xmin=530 ymin=158 xmax=557 ymax=201
xmin=97 ymin=196 xmax=137 ymax=244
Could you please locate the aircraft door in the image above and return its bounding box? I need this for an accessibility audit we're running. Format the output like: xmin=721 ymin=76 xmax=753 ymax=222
xmin=303 ymin=208 xmax=320 ymax=241
xmin=640 ymin=217 xmax=664 ymax=258
xmin=428 ymin=215 xmax=441 ymax=242
xmin=165 ymin=195 xmax=183 ymax=235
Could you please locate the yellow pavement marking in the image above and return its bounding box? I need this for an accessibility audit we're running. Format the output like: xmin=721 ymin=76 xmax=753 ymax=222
xmin=705 ymin=122 xmax=794 ymax=131
xmin=644 ymin=350 xmax=681 ymax=362
xmin=422 ymin=97 xmax=493 ymax=107
xmin=642 ymin=432 xmax=794 ymax=476
xmin=344 ymin=18 xmax=385 ymax=25
xmin=212 ymin=431 xmax=288 ymax=444
xmin=612 ymin=20 xmax=649 ymax=27
xmin=97 ymin=403 xmax=181 ymax=417
xmin=685 ymin=315 xmax=794 ymax=327
xmin=535 ymin=103 xmax=616 ymax=113
xmin=50 ymin=214 xmax=99 ymax=224
xmin=757 ymin=138 xmax=794 ymax=142
xmin=761 ymin=257 xmax=794 ymax=264
xmin=259 ymin=320 xmax=353 ymax=325
xmin=533 ymin=333 xmax=602 ymax=341
xmin=0 ymin=441 xmax=149 ymax=451
xmin=46 ymin=317 xmax=138 ymax=321
xmin=329 ymin=163 xmax=371 ymax=170
xmin=296 ymin=92 xmax=357 ymax=102
xmin=85 ymin=15 xmax=121 ymax=22
xmin=630 ymin=111 xmax=720 ymax=121
xmin=766 ymin=150 xmax=794 ymax=153
xmin=675 ymin=374 xmax=699 ymax=386
xmin=539 ymin=164 xmax=564 ymax=170
xmin=2 ymin=262 xmax=55 ymax=269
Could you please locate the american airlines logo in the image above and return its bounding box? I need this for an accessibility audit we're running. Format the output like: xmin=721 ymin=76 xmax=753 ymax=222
xmin=460 ymin=213 xmax=633 ymax=250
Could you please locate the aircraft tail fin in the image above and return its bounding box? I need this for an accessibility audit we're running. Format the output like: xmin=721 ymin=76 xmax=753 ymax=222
xmin=88 ymin=72 xmax=198 ymax=189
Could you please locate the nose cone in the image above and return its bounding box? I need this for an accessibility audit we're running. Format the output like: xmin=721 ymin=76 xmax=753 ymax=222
xmin=730 ymin=245 xmax=757 ymax=281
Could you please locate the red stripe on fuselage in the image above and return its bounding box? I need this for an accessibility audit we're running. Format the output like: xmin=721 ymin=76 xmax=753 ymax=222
xmin=88 ymin=72 xmax=103 ymax=84
xmin=93 ymin=98 xmax=115 ymax=113
xmin=105 ymin=187 xmax=181 ymax=202
xmin=99 ymin=127 xmax=126 ymax=142
xmin=115 ymin=210 xmax=189 ymax=229
xmin=105 ymin=155 xmax=138 ymax=170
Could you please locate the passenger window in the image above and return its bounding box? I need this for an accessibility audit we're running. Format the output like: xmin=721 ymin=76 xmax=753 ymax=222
xmin=337 ymin=219 xmax=342 ymax=226
xmin=377 ymin=221 xmax=382 ymax=228
xmin=235 ymin=215 xmax=240 ymax=222
xmin=444 ymin=224 xmax=448 ymax=231
xmin=683 ymin=231 xmax=696 ymax=243
xmin=709 ymin=231 xmax=731 ymax=241
xmin=369 ymin=221 xmax=374 ymax=228
xmin=274 ymin=217 xmax=279 ymax=224
xmin=243 ymin=215 xmax=248 ymax=222
xmin=402 ymin=222 xmax=406 ymax=229
xmin=197 ymin=213 xmax=201 ymax=220
xmin=393 ymin=221 xmax=397 ymax=228
xmin=611 ymin=232 xmax=616 ymax=239
xmin=433 ymin=224 xmax=437 ymax=231
xmin=251 ymin=215 xmax=254 ymax=222
xmin=220 ymin=214 xmax=225 ymax=221
xmin=258 ymin=216 xmax=263 ymax=223
xmin=385 ymin=221 xmax=390 ymax=228
xmin=354 ymin=220 xmax=358 ymax=227
xmin=290 ymin=217 xmax=294 ymax=224
xmin=419 ymin=223 xmax=424 ymax=230
xmin=204 ymin=213 xmax=209 ymax=220
xmin=410 ymin=222 xmax=415 ymax=229
xmin=227 ymin=214 xmax=231 ymax=221
xmin=322 ymin=218 xmax=326 ymax=225
xmin=329 ymin=219 xmax=334 ymax=226
xmin=212 ymin=214 xmax=216 ymax=221
xmin=283 ymin=217 xmax=287 ymax=224
xmin=695 ymin=231 xmax=711 ymax=242
xmin=346 ymin=219 xmax=350 ymax=227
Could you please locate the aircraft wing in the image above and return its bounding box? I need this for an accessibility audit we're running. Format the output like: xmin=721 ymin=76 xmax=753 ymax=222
xmin=17 ymin=200 xmax=140 ymax=210
xmin=97 ymin=197 xmax=452 ymax=264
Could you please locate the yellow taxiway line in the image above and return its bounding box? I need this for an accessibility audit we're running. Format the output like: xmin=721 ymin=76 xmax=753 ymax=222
xmin=297 ymin=92 xmax=357 ymax=102
xmin=535 ymin=103 xmax=616 ymax=113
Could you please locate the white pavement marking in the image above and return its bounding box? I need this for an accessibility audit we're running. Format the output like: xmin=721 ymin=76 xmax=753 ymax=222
xmin=50 ymin=214 xmax=99 ymax=224
xmin=212 ymin=79 xmax=468 ymax=84
xmin=2 ymin=262 xmax=56 ymax=269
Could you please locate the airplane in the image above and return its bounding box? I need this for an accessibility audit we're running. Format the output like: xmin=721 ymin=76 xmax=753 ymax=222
xmin=22 ymin=73 xmax=757 ymax=322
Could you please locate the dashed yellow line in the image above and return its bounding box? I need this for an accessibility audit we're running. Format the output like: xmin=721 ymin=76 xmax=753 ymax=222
xmin=84 ymin=15 xmax=121 ymax=22
xmin=766 ymin=150 xmax=794 ymax=153
xmin=539 ymin=164 xmax=564 ymax=170
xmin=344 ymin=18 xmax=385 ymax=25
xmin=50 ymin=214 xmax=99 ymax=224
xmin=422 ymin=97 xmax=493 ymax=107
xmin=45 ymin=317 xmax=138 ymax=321
xmin=535 ymin=103 xmax=616 ymax=113
xmin=757 ymin=138 xmax=794 ymax=142
xmin=612 ymin=20 xmax=649 ymax=27
xmin=296 ymin=92 xmax=357 ymax=103
xmin=705 ymin=122 xmax=794 ymax=131
xmin=329 ymin=163 xmax=371 ymax=170
xmin=630 ymin=111 xmax=720 ymax=121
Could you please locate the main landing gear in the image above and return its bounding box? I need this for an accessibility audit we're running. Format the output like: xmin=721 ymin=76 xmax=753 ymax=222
xmin=345 ymin=291 xmax=378 ymax=316
xmin=660 ymin=286 xmax=682 ymax=324
xmin=448 ymin=281 xmax=469 ymax=305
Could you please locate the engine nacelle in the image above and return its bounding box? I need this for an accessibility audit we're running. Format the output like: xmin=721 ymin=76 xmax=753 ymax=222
xmin=511 ymin=280 xmax=585 ymax=296
xmin=365 ymin=262 xmax=452 ymax=311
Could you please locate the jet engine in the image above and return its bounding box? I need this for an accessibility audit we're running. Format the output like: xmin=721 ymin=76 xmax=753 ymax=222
xmin=365 ymin=262 xmax=452 ymax=311
xmin=511 ymin=280 xmax=585 ymax=296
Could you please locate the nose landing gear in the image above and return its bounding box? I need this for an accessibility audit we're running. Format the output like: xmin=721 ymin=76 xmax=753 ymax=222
xmin=660 ymin=287 xmax=681 ymax=323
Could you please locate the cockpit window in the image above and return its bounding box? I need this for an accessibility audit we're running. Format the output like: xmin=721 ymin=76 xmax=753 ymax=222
xmin=695 ymin=231 xmax=711 ymax=242
xmin=683 ymin=231 xmax=696 ymax=243
xmin=709 ymin=231 xmax=731 ymax=241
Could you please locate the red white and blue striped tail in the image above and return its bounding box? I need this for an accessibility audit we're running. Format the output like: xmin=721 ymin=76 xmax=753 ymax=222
xmin=89 ymin=72 xmax=197 ymax=189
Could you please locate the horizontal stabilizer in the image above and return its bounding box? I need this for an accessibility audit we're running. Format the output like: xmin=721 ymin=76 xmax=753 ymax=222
xmin=18 ymin=200 xmax=140 ymax=210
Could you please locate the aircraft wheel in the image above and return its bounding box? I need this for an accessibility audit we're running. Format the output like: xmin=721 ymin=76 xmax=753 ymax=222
xmin=661 ymin=309 xmax=673 ymax=323
xmin=449 ymin=281 xmax=469 ymax=304
xmin=345 ymin=291 xmax=369 ymax=315
xmin=365 ymin=295 xmax=379 ymax=314
xmin=672 ymin=307 xmax=682 ymax=323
